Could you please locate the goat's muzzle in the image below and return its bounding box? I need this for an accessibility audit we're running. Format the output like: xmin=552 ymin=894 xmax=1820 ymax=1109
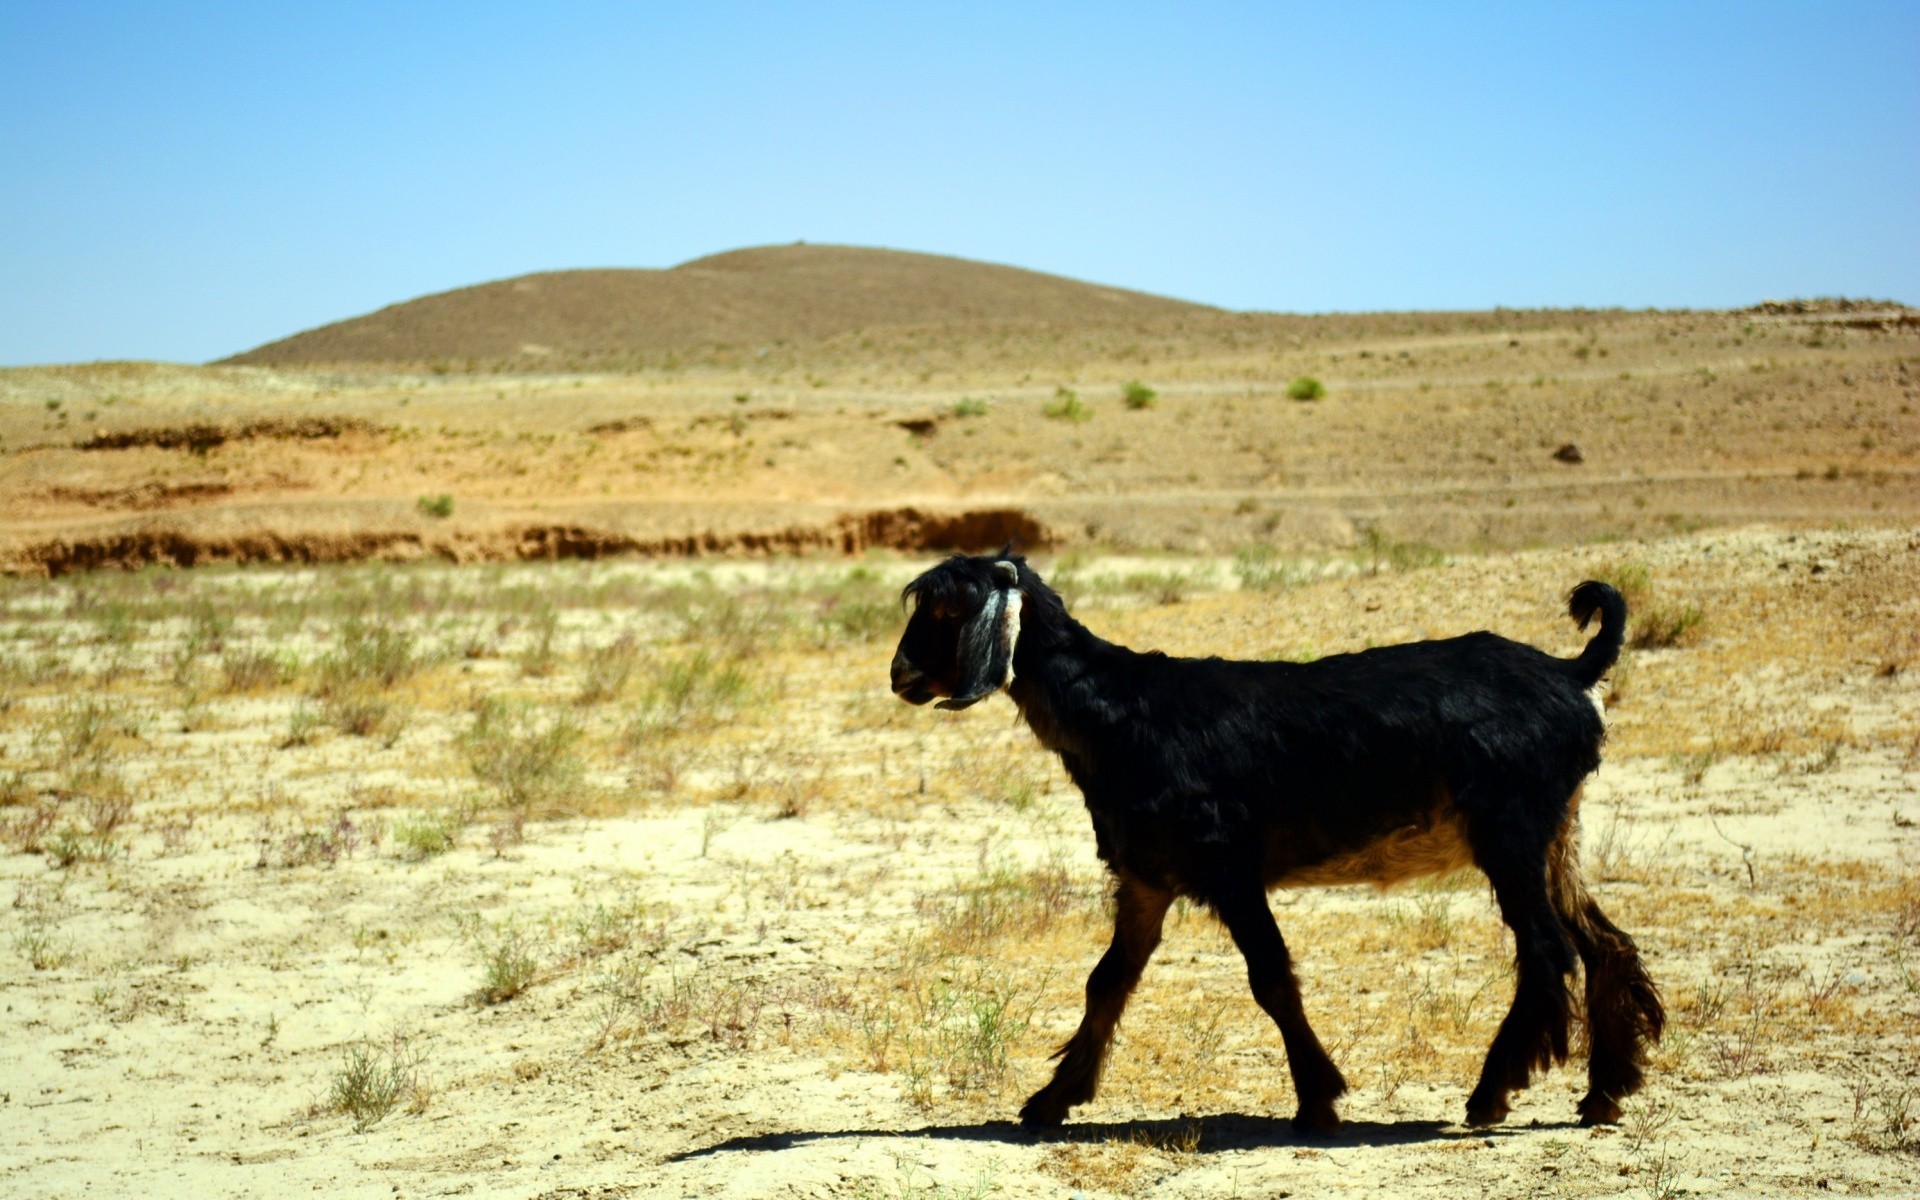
xmin=890 ymin=649 xmax=938 ymax=705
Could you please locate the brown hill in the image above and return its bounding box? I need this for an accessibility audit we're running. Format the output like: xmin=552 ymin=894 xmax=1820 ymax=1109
xmin=218 ymin=244 xmax=1217 ymax=369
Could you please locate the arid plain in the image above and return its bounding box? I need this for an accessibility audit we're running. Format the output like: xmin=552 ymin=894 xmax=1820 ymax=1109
xmin=2 ymin=249 xmax=1917 ymax=1197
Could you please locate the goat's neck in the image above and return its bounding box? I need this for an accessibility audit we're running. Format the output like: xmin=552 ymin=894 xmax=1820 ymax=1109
xmin=1004 ymin=594 xmax=1125 ymax=757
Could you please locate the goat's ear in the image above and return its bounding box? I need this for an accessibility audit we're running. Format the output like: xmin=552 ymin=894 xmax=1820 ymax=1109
xmin=936 ymin=572 xmax=1023 ymax=711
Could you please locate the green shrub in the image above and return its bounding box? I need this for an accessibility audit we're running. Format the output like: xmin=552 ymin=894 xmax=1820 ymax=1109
xmin=222 ymin=646 xmax=295 ymax=692
xmin=1631 ymin=603 xmax=1705 ymax=650
xmin=472 ymin=922 xmax=539 ymax=1004
xmin=575 ymin=633 xmax=639 ymax=704
xmin=1042 ymin=386 xmax=1092 ymax=423
xmin=1594 ymin=561 xmax=1655 ymax=614
xmin=391 ymin=809 xmax=462 ymax=860
xmin=315 ymin=618 xmax=419 ymax=695
xmin=1286 ymin=376 xmax=1327 ymax=401
xmin=1121 ymin=381 xmax=1158 ymax=410
xmin=461 ymin=699 xmax=585 ymax=816
xmin=951 ymin=397 xmax=988 ymax=418
xmin=1360 ymin=527 xmax=1445 ymax=572
xmin=328 ymin=1035 xmax=426 ymax=1131
xmin=417 ymin=494 xmax=454 ymax=519
xmin=515 ymin=605 xmax=562 ymax=678
xmin=1235 ymin=545 xmax=1315 ymax=591
xmin=321 ymin=688 xmax=410 ymax=745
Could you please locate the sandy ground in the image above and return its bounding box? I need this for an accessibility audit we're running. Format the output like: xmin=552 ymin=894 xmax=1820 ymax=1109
xmin=3 ymin=525 xmax=1917 ymax=1198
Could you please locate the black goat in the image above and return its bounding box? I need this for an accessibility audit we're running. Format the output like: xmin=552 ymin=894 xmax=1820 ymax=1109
xmin=890 ymin=553 xmax=1662 ymax=1132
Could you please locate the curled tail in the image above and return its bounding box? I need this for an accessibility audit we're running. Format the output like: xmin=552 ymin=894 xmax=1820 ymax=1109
xmin=1565 ymin=580 xmax=1626 ymax=688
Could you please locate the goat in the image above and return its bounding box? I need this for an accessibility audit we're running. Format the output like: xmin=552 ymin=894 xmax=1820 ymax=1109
xmin=890 ymin=552 xmax=1662 ymax=1132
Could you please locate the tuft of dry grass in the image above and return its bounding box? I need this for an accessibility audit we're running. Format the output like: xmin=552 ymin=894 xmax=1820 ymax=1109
xmin=325 ymin=1033 xmax=430 ymax=1132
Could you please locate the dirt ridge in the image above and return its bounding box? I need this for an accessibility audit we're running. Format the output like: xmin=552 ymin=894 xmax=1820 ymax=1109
xmin=2 ymin=506 xmax=1048 ymax=576
xmin=76 ymin=416 xmax=386 ymax=453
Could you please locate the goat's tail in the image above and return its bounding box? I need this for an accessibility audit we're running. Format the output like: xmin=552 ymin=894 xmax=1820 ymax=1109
xmin=1564 ymin=581 xmax=1626 ymax=688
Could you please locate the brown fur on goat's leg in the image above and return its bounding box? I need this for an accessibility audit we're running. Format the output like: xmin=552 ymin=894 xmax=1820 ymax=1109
xmin=1211 ymin=878 xmax=1349 ymax=1133
xmin=1019 ymin=874 xmax=1173 ymax=1129
xmin=1464 ymin=830 xmax=1578 ymax=1126
xmin=1547 ymin=818 xmax=1665 ymax=1125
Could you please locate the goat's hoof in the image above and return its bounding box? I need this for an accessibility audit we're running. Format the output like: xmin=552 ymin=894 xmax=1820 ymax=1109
xmin=1291 ymin=1102 xmax=1341 ymax=1136
xmin=1019 ymin=1095 xmax=1068 ymax=1130
xmin=1576 ymin=1094 xmax=1622 ymax=1126
xmin=1464 ymin=1097 xmax=1510 ymax=1127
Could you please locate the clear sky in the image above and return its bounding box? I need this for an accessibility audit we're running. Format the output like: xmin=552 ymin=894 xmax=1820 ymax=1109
xmin=3 ymin=2 xmax=1915 ymax=365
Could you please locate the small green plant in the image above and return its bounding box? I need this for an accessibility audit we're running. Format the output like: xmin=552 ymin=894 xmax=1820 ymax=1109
xmin=391 ymin=809 xmax=462 ymax=860
xmin=1386 ymin=887 xmax=1456 ymax=951
xmin=43 ymin=822 xmax=122 ymax=867
xmin=638 ymin=649 xmax=753 ymax=731
xmin=1359 ymin=527 xmax=1445 ymax=573
xmin=814 ymin=570 xmax=900 ymax=644
xmin=1234 ymin=545 xmax=1314 ymax=592
xmin=515 ymin=605 xmax=561 ymax=678
xmin=14 ymin=922 xmax=72 ymax=970
xmin=49 ymin=697 xmax=137 ymax=768
xmin=416 ymin=494 xmax=454 ymax=519
xmin=1286 ymin=375 xmax=1327 ymax=401
xmin=472 ymin=922 xmax=540 ymax=1004
xmin=321 ymin=687 xmax=410 ymax=745
xmin=1631 ymin=603 xmax=1705 ymax=650
xmin=1042 ymin=386 xmax=1092 ymax=423
xmin=315 ymin=617 xmax=419 ymax=695
xmin=1595 ymin=560 xmax=1655 ymax=614
xmin=222 ymin=646 xmax=293 ymax=692
xmin=575 ymin=633 xmax=639 ymax=704
xmin=327 ymin=1034 xmax=427 ymax=1131
xmin=462 ymin=699 xmax=585 ymax=817
xmin=952 ymin=396 xmax=988 ymax=418
xmin=1121 ymin=380 xmax=1157 ymax=410
xmin=281 ymin=701 xmax=323 ymax=748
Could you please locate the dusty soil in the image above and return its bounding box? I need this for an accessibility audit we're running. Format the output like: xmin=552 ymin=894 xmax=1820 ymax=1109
xmin=1 ymin=526 xmax=1916 ymax=1198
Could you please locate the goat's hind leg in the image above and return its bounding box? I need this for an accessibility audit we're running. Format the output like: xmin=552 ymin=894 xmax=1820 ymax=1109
xmin=1549 ymin=832 xmax=1665 ymax=1125
xmin=1020 ymin=873 xmax=1173 ymax=1128
xmin=1211 ymin=879 xmax=1349 ymax=1133
xmin=1464 ymin=849 xmax=1578 ymax=1126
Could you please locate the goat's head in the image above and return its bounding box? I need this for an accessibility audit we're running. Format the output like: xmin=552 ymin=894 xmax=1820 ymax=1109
xmin=892 ymin=554 xmax=1024 ymax=710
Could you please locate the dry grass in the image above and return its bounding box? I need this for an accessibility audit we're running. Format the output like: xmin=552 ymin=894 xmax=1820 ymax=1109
xmin=0 ymin=527 xmax=1914 ymax=1197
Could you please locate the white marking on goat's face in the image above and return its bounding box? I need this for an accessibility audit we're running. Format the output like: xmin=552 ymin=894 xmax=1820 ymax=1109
xmin=999 ymin=587 xmax=1023 ymax=683
xmin=993 ymin=561 xmax=1023 ymax=684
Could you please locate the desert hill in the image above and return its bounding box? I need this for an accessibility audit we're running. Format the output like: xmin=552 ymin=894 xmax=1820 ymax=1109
xmin=219 ymin=244 xmax=1218 ymax=369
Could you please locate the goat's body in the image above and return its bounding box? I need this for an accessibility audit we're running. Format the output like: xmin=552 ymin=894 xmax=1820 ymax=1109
xmin=892 ymin=558 xmax=1662 ymax=1132
xmin=1014 ymin=633 xmax=1603 ymax=900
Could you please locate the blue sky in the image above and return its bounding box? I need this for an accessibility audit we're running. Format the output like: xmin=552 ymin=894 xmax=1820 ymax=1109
xmin=2 ymin=2 xmax=1915 ymax=365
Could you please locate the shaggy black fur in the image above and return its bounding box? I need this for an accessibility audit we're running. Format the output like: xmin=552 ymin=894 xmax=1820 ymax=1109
xmin=891 ymin=554 xmax=1662 ymax=1132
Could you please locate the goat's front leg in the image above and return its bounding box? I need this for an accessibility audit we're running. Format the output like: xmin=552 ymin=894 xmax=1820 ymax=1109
xmin=1212 ymin=879 xmax=1349 ymax=1133
xmin=1019 ymin=873 xmax=1173 ymax=1128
